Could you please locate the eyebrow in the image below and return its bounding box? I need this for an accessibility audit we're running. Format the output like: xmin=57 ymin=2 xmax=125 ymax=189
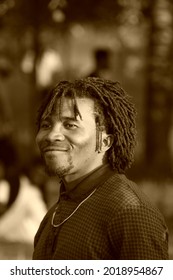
xmin=41 ymin=116 xmax=80 ymax=122
xmin=61 ymin=116 xmax=80 ymax=122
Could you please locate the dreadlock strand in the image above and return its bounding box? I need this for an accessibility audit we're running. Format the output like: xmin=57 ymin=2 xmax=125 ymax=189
xmin=72 ymin=88 xmax=83 ymax=120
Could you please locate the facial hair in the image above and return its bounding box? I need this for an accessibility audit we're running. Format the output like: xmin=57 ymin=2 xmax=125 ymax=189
xmin=42 ymin=151 xmax=74 ymax=178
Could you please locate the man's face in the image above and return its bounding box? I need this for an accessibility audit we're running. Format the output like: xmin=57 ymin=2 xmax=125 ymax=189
xmin=36 ymin=97 xmax=107 ymax=181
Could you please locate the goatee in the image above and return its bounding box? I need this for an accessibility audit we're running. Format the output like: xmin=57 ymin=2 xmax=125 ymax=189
xmin=42 ymin=152 xmax=74 ymax=178
xmin=45 ymin=164 xmax=73 ymax=178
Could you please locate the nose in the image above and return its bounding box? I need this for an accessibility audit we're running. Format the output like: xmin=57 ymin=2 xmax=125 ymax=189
xmin=46 ymin=123 xmax=65 ymax=142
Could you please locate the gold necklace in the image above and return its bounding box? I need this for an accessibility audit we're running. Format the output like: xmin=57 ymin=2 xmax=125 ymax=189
xmin=51 ymin=188 xmax=96 ymax=228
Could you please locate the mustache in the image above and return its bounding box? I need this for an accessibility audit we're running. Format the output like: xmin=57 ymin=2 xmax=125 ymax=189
xmin=40 ymin=141 xmax=71 ymax=152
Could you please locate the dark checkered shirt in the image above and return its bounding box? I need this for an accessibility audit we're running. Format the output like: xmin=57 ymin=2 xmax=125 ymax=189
xmin=33 ymin=165 xmax=169 ymax=260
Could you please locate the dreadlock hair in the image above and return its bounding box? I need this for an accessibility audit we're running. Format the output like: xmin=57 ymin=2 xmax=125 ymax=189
xmin=37 ymin=77 xmax=137 ymax=173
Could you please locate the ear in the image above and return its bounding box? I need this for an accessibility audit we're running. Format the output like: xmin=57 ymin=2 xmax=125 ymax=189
xmin=101 ymin=132 xmax=114 ymax=152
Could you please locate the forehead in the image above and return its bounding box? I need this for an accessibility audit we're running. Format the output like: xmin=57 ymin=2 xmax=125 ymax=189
xmin=52 ymin=97 xmax=95 ymax=119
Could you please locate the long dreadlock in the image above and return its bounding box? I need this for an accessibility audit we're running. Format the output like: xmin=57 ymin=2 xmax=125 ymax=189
xmin=37 ymin=77 xmax=137 ymax=173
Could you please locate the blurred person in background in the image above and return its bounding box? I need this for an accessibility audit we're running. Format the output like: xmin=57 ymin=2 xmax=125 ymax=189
xmin=0 ymin=69 xmax=20 ymax=215
xmin=33 ymin=77 xmax=168 ymax=260
xmin=88 ymin=48 xmax=113 ymax=80
xmin=0 ymin=159 xmax=47 ymax=245
xmin=0 ymin=56 xmax=47 ymax=259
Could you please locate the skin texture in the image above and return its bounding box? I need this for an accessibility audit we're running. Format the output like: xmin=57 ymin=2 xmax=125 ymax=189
xmin=36 ymin=97 xmax=113 ymax=187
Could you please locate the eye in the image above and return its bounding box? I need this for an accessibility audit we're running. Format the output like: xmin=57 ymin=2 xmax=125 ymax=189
xmin=64 ymin=122 xmax=78 ymax=130
xmin=40 ymin=121 xmax=51 ymax=129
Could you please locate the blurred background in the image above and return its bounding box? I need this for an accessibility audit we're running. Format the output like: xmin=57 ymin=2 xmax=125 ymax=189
xmin=0 ymin=0 xmax=173 ymax=259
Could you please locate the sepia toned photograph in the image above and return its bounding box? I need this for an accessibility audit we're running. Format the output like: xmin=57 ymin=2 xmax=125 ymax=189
xmin=0 ymin=0 xmax=173 ymax=260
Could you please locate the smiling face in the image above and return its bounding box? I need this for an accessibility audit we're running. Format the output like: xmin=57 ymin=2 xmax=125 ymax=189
xmin=36 ymin=97 xmax=112 ymax=182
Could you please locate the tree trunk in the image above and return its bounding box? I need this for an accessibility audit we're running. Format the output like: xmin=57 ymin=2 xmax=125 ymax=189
xmin=145 ymin=0 xmax=173 ymax=178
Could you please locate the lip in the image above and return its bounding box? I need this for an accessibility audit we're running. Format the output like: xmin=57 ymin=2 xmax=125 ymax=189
xmin=42 ymin=145 xmax=69 ymax=153
xmin=44 ymin=148 xmax=68 ymax=152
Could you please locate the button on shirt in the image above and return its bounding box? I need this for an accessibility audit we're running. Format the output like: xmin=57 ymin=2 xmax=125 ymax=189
xmin=33 ymin=164 xmax=169 ymax=260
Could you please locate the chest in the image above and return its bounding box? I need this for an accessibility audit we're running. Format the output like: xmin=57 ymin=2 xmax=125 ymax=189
xmin=33 ymin=196 xmax=116 ymax=259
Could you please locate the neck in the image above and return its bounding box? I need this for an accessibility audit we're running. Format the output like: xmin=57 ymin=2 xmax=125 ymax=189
xmin=62 ymin=164 xmax=105 ymax=192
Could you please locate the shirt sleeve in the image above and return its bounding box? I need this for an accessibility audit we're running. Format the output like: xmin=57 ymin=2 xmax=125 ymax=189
xmin=107 ymin=204 xmax=169 ymax=259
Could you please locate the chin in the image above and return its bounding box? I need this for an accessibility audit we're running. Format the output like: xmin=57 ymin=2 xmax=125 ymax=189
xmin=45 ymin=163 xmax=74 ymax=178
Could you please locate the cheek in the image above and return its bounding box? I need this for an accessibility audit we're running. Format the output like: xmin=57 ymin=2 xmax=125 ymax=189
xmin=36 ymin=131 xmax=45 ymax=148
xmin=71 ymin=130 xmax=97 ymax=151
xmin=35 ymin=133 xmax=40 ymax=146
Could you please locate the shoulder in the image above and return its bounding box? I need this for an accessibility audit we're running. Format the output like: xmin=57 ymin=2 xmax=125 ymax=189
xmin=102 ymin=173 xmax=159 ymax=208
xmin=105 ymin=173 xmax=168 ymax=238
xmin=97 ymin=172 xmax=166 ymax=224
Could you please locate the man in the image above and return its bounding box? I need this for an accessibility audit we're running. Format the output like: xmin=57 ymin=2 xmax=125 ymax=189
xmin=33 ymin=77 xmax=168 ymax=260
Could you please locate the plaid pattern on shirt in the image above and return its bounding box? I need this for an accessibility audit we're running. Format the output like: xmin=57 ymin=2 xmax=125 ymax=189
xmin=33 ymin=166 xmax=169 ymax=260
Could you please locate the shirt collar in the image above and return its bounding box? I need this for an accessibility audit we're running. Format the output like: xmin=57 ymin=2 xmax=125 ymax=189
xmin=60 ymin=164 xmax=116 ymax=202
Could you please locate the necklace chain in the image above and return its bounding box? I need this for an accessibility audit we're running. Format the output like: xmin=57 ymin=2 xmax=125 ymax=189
xmin=51 ymin=188 xmax=96 ymax=228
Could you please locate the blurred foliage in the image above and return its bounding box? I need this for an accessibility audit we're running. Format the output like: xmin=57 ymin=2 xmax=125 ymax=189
xmin=0 ymin=0 xmax=153 ymax=55
xmin=0 ymin=0 xmax=152 ymax=29
xmin=0 ymin=0 xmax=151 ymax=85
